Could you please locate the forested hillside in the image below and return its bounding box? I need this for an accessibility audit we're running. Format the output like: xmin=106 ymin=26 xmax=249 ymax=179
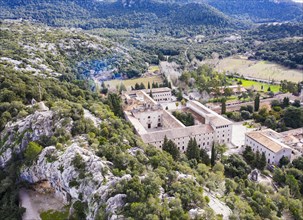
xmin=207 ymin=0 xmax=303 ymax=22
xmin=0 ymin=20 xmax=149 ymax=79
xmin=0 ymin=0 xmax=241 ymax=32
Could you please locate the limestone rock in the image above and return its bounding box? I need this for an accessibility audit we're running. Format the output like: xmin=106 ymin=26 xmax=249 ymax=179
xmin=0 ymin=110 xmax=54 ymax=167
xmin=20 ymin=144 xmax=131 ymax=219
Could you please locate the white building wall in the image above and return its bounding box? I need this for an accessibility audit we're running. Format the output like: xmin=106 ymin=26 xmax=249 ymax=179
xmin=137 ymin=110 xmax=163 ymax=130
xmin=275 ymin=148 xmax=292 ymax=164
xmin=245 ymin=136 xmax=292 ymax=165
xmin=152 ymin=91 xmax=171 ymax=102
xmin=213 ymin=125 xmax=232 ymax=144
xmin=149 ymin=132 xmax=214 ymax=153
xmin=186 ymin=102 xmax=211 ymax=124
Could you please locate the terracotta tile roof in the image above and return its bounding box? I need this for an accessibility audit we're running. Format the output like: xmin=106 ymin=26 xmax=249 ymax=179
xmin=246 ymin=131 xmax=290 ymax=153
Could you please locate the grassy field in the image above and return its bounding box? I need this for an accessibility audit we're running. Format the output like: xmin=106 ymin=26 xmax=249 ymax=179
xmin=239 ymin=79 xmax=280 ymax=92
xmin=148 ymin=65 xmax=160 ymax=73
xmin=204 ymin=56 xmax=303 ymax=83
xmin=40 ymin=206 xmax=70 ymax=220
xmin=104 ymin=76 xmax=163 ymax=90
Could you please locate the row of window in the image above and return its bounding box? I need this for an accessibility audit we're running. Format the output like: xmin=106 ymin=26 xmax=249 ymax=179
xmin=216 ymin=125 xmax=229 ymax=129
xmin=153 ymin=93 xmax=171 ymax=97
xmin=154 ymin=98 xmax=169 ymax=101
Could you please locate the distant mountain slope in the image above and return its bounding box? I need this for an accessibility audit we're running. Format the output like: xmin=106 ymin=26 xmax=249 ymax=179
xmin=0 ymin=19 xmax=149 ymax=80
xmin=206 ymin=0 xmax=303 ymax=22
xmin=0 ymin=0 xmax=243 ymax=31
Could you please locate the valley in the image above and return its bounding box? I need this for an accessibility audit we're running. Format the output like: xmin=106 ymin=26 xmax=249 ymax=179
xmin=0 ymin=1 xmax=303 ymax=220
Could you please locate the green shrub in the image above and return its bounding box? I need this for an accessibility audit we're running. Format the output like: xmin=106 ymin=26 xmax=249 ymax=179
xmin=24 ymin=142 xmax=42 ymax=163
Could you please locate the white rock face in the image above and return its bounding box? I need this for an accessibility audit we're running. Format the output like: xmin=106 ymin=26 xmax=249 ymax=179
xmin=106 ymin=194 xmax=127 ymax=220
xmin=20 ymin=144 xmax=131 ymax=219
xmin=0 ymin=109 xmax=54 ymax=167
xmin=189 ymin=208 xmax=205 ymax=219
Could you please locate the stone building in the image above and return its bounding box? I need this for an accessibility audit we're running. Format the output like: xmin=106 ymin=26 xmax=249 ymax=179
xmin=145 ymin=87 xmax=172 ymax=102
xmin=123 ymin=89 xmax=233 ymax=152
xmin=245 ymin=129 xmax=292 ymax=165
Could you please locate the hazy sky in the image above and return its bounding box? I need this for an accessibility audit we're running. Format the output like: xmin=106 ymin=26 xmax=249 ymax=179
xmin=292 ymin=0 xmax=303 ymax=3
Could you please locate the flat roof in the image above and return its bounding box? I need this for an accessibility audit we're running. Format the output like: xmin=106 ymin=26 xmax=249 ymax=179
xmin=141 ymin=124 xmax=214 ymax=143
xmin=246 ymin=131 xmax=290 ymax=153
xmin=188 ymin=101 xmax=232 ymax=127
xmin=124 ymin=112 xmax=147 ymax=135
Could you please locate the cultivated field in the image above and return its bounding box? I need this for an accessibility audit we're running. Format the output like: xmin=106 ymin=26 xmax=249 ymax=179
xmin=204 ymin=56 xmax=303 ymax=83
xmin=104 ymin=76 xmax=163 ymax=90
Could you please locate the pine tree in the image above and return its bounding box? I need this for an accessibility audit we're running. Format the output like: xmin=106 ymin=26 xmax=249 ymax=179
xmin=168 ymin=82 xmax=172 ymax=89
xmin=140 ymin=82 xmax=146 ymax=89
xmin=107 ymin=93 xmax=124 ymax=118
xmin=186 ymin=138 xmax=200 ymax=161
xmin=254 ymin=150 xmax=261 ymax=168
xmin=152 ymin=81 xmax=155 ymax=88
xmin=135 ymin=83 xmax=140 ymax=90
xmin=254 ymin=94 xmax=260 ymax=112
xmin=164 ymin=77 xmax=169 ymax=87
xmin=211 ymin=143 xmax=216 ymax=167
xmin=242 ymin=146 xmax=255 ymax=165
xmin=221 ymin=98 xmax=226 ymax=115
xmin=259 ymin=152 xmax=267 ymax=170
xmin=200 ymin=148 xmax=210 ymax=165
xmin=282 ymin=97 xmax=290 ymax=108
xmin=162 ymin=136 xmax=180 ymax=160
xmin=149 ymin=89 xmax=153 ymax=98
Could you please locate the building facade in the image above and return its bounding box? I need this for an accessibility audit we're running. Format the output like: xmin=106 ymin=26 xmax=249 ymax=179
xmin=123 ymin=90 xmax=233 ymax=153
xmin=146 ymin=88 xmax=172 ymax=102
xmin=245 ymin=130 xmax=292 ymax=165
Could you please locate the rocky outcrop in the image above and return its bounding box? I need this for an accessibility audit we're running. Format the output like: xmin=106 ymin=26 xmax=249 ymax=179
xmin=20 ymin=143 xmax=131 ymax=219
xmin=0 ymin=108 xmax=54 ymax=167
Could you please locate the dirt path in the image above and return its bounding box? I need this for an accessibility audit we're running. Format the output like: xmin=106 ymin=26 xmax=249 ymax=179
xmin=19 ymin=188 xmax=41 ymax=220
xmin=19 ymin=188 xmax=66 ymax=220
xmin=204 ymin=190 xmax=231 ymax=220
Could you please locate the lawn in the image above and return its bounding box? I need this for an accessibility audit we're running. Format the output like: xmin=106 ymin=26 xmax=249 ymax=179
xmin=104 ymin=75 xmax=163 ymax=90
xmin=239 ymin=79 xmax=280 ymax=93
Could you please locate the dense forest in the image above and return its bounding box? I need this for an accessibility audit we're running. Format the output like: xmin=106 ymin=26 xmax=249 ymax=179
xmin=1 ymin=0 xmax=303 ymax=70
xmin=0 ymin=0 xmax=241 ymax=31
xmin=207 ymin=0 xmax=303 ymax=22
xmin=251 ymin=38 xmax=303 ymax=68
